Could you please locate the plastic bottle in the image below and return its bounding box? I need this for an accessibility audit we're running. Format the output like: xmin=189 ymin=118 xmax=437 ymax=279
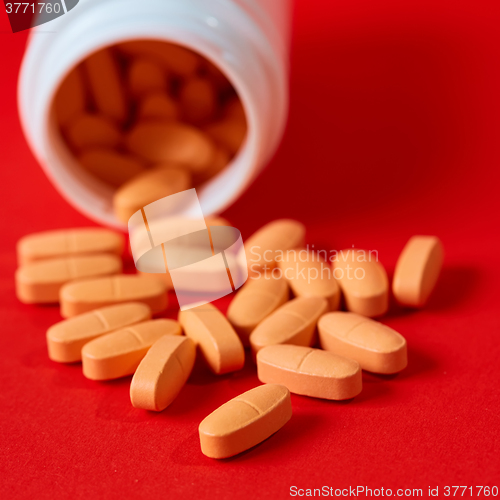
xmin=18 ymin=0 xmax=291 ymax=228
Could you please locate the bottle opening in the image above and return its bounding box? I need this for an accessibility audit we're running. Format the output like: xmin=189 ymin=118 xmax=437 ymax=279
xmin=50 ymin=39 xmax=248 ymax=225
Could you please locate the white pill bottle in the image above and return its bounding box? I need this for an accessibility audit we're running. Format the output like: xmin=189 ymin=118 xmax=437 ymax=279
xmin=18 ymin=0 xmax=291 ymax=228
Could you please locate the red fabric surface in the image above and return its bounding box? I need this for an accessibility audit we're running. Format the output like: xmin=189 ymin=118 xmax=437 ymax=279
xmin=1 ymin=1 xmax=499 ymax=498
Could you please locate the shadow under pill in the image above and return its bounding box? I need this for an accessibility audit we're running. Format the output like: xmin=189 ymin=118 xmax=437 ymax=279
xmin=154 ymin=383 xmax=222 ymax=418
xmin=187 ymin=348 xmax=257 ymax=387
xmin=396 ymin=345 xmax=438 ymax=380
xmin=215 ymin=412 xmax=326 ymax=463
xmin=336 ymin=376 xmax=393 ymax=406
xmin=94 ymin=375 xmax=153 ymax=423
xmin=169 ymin=412 xmax=325 ymax=465
xmin=186 ymin=350 xmax=226 ymax=386
xmin=170 ymin=430 xmax=212 ymax=466
xmin=424 ymin=265 xmax=481 ymax=311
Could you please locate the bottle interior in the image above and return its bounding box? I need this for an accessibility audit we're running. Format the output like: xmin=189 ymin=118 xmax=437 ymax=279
xmin=51 ymin=39 xmax=248 ymax=224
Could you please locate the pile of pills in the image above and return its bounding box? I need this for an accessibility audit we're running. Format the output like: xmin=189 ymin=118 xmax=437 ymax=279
xmin=53 ymin=40 xmax=247 ymax=223
xmin=15 ymin=220 xmax=443 ymax=459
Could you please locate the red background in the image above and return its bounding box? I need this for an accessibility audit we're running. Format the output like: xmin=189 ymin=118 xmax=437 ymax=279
xmin=1 ymin=1 xmax=499 ymax=498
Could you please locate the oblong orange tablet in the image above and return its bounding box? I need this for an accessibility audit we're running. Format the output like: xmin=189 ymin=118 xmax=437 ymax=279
xmin=128 ymin=57 xmax=167 ymax=97
xmin=113 ymin=167 xmax=191 ymax=223
xmin=257 ymin=345 xmax=362 ymax=400
xmin=17 ymin=228 xmax=124 ymax=266
xmin=199 ymin=384 xmax=292 ymax=459
xmin=118 ymin=40 xmax=200 ymax=77
xmin=130 ymin=335 xmax=196 ymax=411
xmin=54 ymin=65 xmax=86 ymax=127
xmin=60 ymin=275 xmax=167 ymax=318
xmin=180 ymin=77 xmax=217 ymax=124
xmin=204 ymin=116 xmax=247 ymax=155
xmin=66 ymin=113 xmax=121 ymax=152
xmin=392 ymin=236 xmax=444 ymax=307
xmin=136 ymin=216 xmax=231 ymax=290
xmin=318 ymin=312 xmax=407 ymax=374
xmin=126 ymin=121 xmax=215 ymax=172
xmin=249 ymin=297 xmax=328 ymax=357
xmin=79 ymin=148 xmax=146 ymax=187
xmin=278 ymin=250 xmax=340 ymax=310
xmin=194 ymin=147 xmax=231 ymax=184
xmin=84 ymin=48 xmax=127 ymax=123
xmin=138 ymin=271 xmax=173 ymax=289
xmin=178 ymin=303 xmax=244 ymax=375
xmin=206 ymin=216 xmax=231 ymax=227
xmin=16 ymin=254 xmax=122 ymax=304
xmin=227 ymin=274 xmax=289 ymax=346
xmin=82 ymin=319 xmax=181 ymax=380
xmin=224 ymin=98 xmax=246 ymax=121
xmin=47 ymin=302 xmax=151 ymax=363
xmin=137 ymin=92 xmax=179 ymax=121
xmin=241 ymin=219 xmax=306 ymax=276
xmin=203 ymin=60 xmax=232 ymax=93
xmin=333 ymin=249 xmax=389 ymax=317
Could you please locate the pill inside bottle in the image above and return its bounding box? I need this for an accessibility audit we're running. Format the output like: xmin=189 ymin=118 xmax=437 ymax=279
xmin=50 ymin=40 xmax=248 ymax=224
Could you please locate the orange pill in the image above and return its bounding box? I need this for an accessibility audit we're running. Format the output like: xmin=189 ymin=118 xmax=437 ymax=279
xmin=257 ymin=345 xmax=362 ymax=400
xmin=16 ymin=254 xmax=122 ymax=304
xmin=178 ymin=303 xmax=244 ymax=375
xmin=54 ymin=65 xmax=86 ymax=127
xmin=113 ymin=166 xmax=191 ymax=223
xmin=130 ymin=335 xmax=196 ymax=411
xmin=136 ymin=216 xmax=230 ymax=290
xmin=278 ymin=250 xmax=340 ymax=310
xmin=79 ymin=148 xmax=146 ymax=187
xmin=84 ymin=47 xmax=127 ymax=123
xmin=180 ymin=77 xmax=217 ymax=124
xmin=118 ymin=40 xmax=199 ymax=77
xmin=318 ymin=312 xmax=407 ymax=374
xmin=163 ymin=249 xmax=239 ymax=294
xmin=82 ymin=319 xmax=181 ymax=380
xmin=126 ymin=121 xmax=215 ymax=172
xmin=241 ymin=219 xmax=306 ymax=276
xmin=204 ymin=116 xmax=247 ymax=156
xmin=224 ymin=98 xmax=246 ymax=121
xmin=203 ymin=60 xmax=232 ymax=93
xmin=128 ymin=57 xmax=167 ymax=97
xmin=137 ymin=91 xmax=179 ymax=121
xmin=199 ymin=384 xmax=292 ymax=459
xmin=208 ymin=146 xmax=230 ymax=175
xmin=17 ymin=228 xmax=124 ymax=266
xmin=66 ymin=113 xmax=121 ymax=152
xmin=138 ymin=271 xmax=173 ymax=290
xmin=47 ymin=302 xmax=151 ymax=363
xmin=333 ymin=249 xmax=389 ymax=317
xmin=227 ymin=274 xmax=289 ymax=346
xmin=249 ymin=296 xmax=328 ymax=357
xmin=60 ymin=274 xmax=167 ymax=318
xmin=206 ymin=216 xmax=231 ymax=227
xmin=194 ymin=147 xmax=230 ymax=184
xmin=393 ymin=236 xmax=444 ymax=307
